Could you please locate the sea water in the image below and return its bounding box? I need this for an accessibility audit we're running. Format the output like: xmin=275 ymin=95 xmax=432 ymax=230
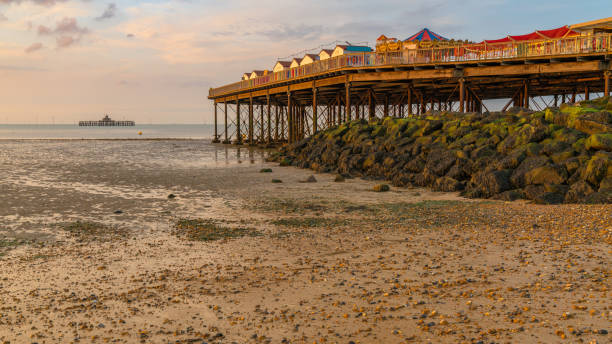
xmin=0 ymin=124 xmax=216 ymax=140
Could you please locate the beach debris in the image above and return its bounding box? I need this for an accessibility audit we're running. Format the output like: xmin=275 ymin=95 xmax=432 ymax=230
xmin=373 ymin=184 xmax=390 ymax=192
xmin=260 ymin=168 xmax=273 ymax=173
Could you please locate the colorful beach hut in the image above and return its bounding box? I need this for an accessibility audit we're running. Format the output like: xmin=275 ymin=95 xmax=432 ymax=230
xmin=331 ymin=45 xmax=373 ymax=58
xmin=319 ymin=49 xmax=333 ymax=61
xmin=290 ymin=58 xmax=301 ymax=69
xmin=300 ymin=54 xmax=319 ymax=66
xmin=249 ymin=70 xmax=265 ymax=79
xmin=273 ymin=61 xmax=291 ymax=73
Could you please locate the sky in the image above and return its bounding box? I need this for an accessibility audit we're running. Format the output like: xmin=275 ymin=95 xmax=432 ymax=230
xmin=0 ymin=0 xmax=610 ymax=124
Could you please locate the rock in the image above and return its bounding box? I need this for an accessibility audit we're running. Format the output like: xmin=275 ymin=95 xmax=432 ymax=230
xmin=582 ymin=191 xmax=612 ymax=204
xmin=300 ymin=175 xmax=317 ymax=183
xmin=471 ymin=170 xmax=512 ymax=197
xmin=334 ymin=174 xmax=345 ymax=182
xmin=599 ymin=177 xmax=612 ymax=191
xmin=271 ymin=179 xmax=282 ymax=183
xmin=533 ymin=192 xmax=565 ymax=205
xmin=433 ymin=177 xmax=464 ymax=192
xmin=584 ymin=133 xmax=612 ymax=151
xmin=113 ymin=210 xmax=123 ymax=214
xmin=581 ymin=153 xmax=610 ymax=186
xmin=572 ymin=117 xmax=612 ymax=134
xmin=373 ymin=184 xmax=390 ymax=192
xmin=279 ymin=158 xmax=292 ymax=166
xmin=259 ymin=168 xmax=273 ymax=173
xmin=524 ymin=165 xmax=568 ymax=185
xmin=167 ymin=194 xmax=176 ymax=199
xmin=510 ymin=156 xmax=550 ymax=188
xmin=564 ymin=180 xmax=595 ymax=203
xmin=493 ymin=189 xmax=525 ymax=201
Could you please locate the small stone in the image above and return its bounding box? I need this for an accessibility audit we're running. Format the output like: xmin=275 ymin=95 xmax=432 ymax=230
xmin=300 ymin=175 xmax=317 ymax=183
xmin=334 ymin=175 xmax=345 ymax=182
xmin=373 ymin=184 xmax=390 ymax=192
xmin=271 ymin=179 xmax=282 ymax=183
xmin=113 ymin=210 xmax=123 ymax=214
xmin=167 ymin=194 xmax=176 ymax=199
xmin=259 ymin=168 xmax=273 ymax=173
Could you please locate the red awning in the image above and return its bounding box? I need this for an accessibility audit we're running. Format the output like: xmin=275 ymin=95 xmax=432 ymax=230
xmin=509 ymin=32 xmax=545 ymax=41
xmin=536 ymin=26 xmax=579 ymax=39
xmin=483 ymin=37 xmax=513 ymax=44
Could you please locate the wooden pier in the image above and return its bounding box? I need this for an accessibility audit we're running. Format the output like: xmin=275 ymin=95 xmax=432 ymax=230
xmin=208 ymin=32 xmax=612 ymax=145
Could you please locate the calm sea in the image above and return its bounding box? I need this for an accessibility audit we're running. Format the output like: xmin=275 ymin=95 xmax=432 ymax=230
xmin=0 ymin=124 xmax=215 ymax=140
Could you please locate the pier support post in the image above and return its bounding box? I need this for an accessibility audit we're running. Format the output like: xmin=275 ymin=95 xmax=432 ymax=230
xmin=287 ymin=91 xmax=292 ymax=143
xmin=259 ymin=103 xmax=264 ymax=144
xmin=336 ymin=94 xmax=341 ymax=125
xmin=213 ymin=102 xmax=220 ymax=143
xmin=384 ymin=93 xmax=389 ymax=117
xmin=368 ymin=90 xmax=375 ymax=121
xmin=266 ymin=94 xmax=271 ymax=144
xmin=223 ymin=102 xmax=229 ymax=144
xmin=236 ymin=96 xmax=242 ymax=145
xmin=407 ymin=87 xmax=412 ymax=116
xmin=345 ymin=82 xmax=351 ymax=123
xmin=605 ymin=71 xmax=611 ymax=97
xmin=554 ymin=95 xmax=558 ymax=107
xmin=274 ymin=104 xmax=279 ymax=142
xmin=584 ymin=85 xmax=590 ymax=101
xmin=248 ymin=95 xmax=254 ymax=145
xmin=523 ymin=81 xmax=529 ymax=109
xmin=459 ymin=78 xmax=465 ymax=113
xmin=312 ymin=85 xmax=318 ymax=133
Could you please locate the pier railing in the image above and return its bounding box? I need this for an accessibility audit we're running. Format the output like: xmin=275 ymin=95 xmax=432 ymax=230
xmin=210 ymin=33 xmax=612 ymax=97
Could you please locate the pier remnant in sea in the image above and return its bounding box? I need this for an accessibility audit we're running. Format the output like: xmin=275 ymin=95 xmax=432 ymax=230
xmin=208 ymin=17 xmax=612 ymax=145
xmin=79 ymin=114 xmax=135 ymax=127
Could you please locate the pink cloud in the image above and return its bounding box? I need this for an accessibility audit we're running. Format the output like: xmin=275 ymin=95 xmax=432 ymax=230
xmin=24 ymin=42 xmax=43 ymax=53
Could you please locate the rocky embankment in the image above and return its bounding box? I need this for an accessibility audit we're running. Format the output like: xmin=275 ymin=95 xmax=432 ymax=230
xmin=272 ymin=98 xmax=612 ymax=204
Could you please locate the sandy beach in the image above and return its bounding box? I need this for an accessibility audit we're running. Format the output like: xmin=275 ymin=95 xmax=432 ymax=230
xmin=0 ymin=140 xmax=610 ymax=343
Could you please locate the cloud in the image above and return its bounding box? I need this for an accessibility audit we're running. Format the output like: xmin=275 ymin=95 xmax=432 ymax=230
xmin=38 ymin=17 xmax=88 ymax=35
xmin=24 ymin=42 xmax=43 ymax=53
xmin=96 ymin=3 xmax=116 ymax=21
xmin=0 ymin=0 xmax=69 ymax=5
xmin=36 ymin=17 xmax=88 ymax=48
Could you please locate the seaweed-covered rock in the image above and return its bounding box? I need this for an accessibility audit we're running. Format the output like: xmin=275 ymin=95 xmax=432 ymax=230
xmin=274 ymin=98 xmax=612 ymax=204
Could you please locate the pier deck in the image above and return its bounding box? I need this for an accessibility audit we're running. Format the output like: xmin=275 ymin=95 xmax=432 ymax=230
xmin=208 ymin=33 xmax=612 ymax=145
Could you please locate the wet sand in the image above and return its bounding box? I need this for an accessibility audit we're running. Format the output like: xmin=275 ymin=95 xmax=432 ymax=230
xmin=0 ymin=140 xmax=610 ymax=343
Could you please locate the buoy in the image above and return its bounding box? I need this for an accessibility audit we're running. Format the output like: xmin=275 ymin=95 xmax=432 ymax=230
xmin=138 ymin=131 xmax=143 ymax=135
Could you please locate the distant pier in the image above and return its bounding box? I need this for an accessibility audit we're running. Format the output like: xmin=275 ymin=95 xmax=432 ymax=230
xmin=79 ymin=114 xmax=135 ymax=127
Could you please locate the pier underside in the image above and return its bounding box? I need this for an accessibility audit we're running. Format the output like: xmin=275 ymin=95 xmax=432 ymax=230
xmin=209 ymin=55 xmax=612 ymax=145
